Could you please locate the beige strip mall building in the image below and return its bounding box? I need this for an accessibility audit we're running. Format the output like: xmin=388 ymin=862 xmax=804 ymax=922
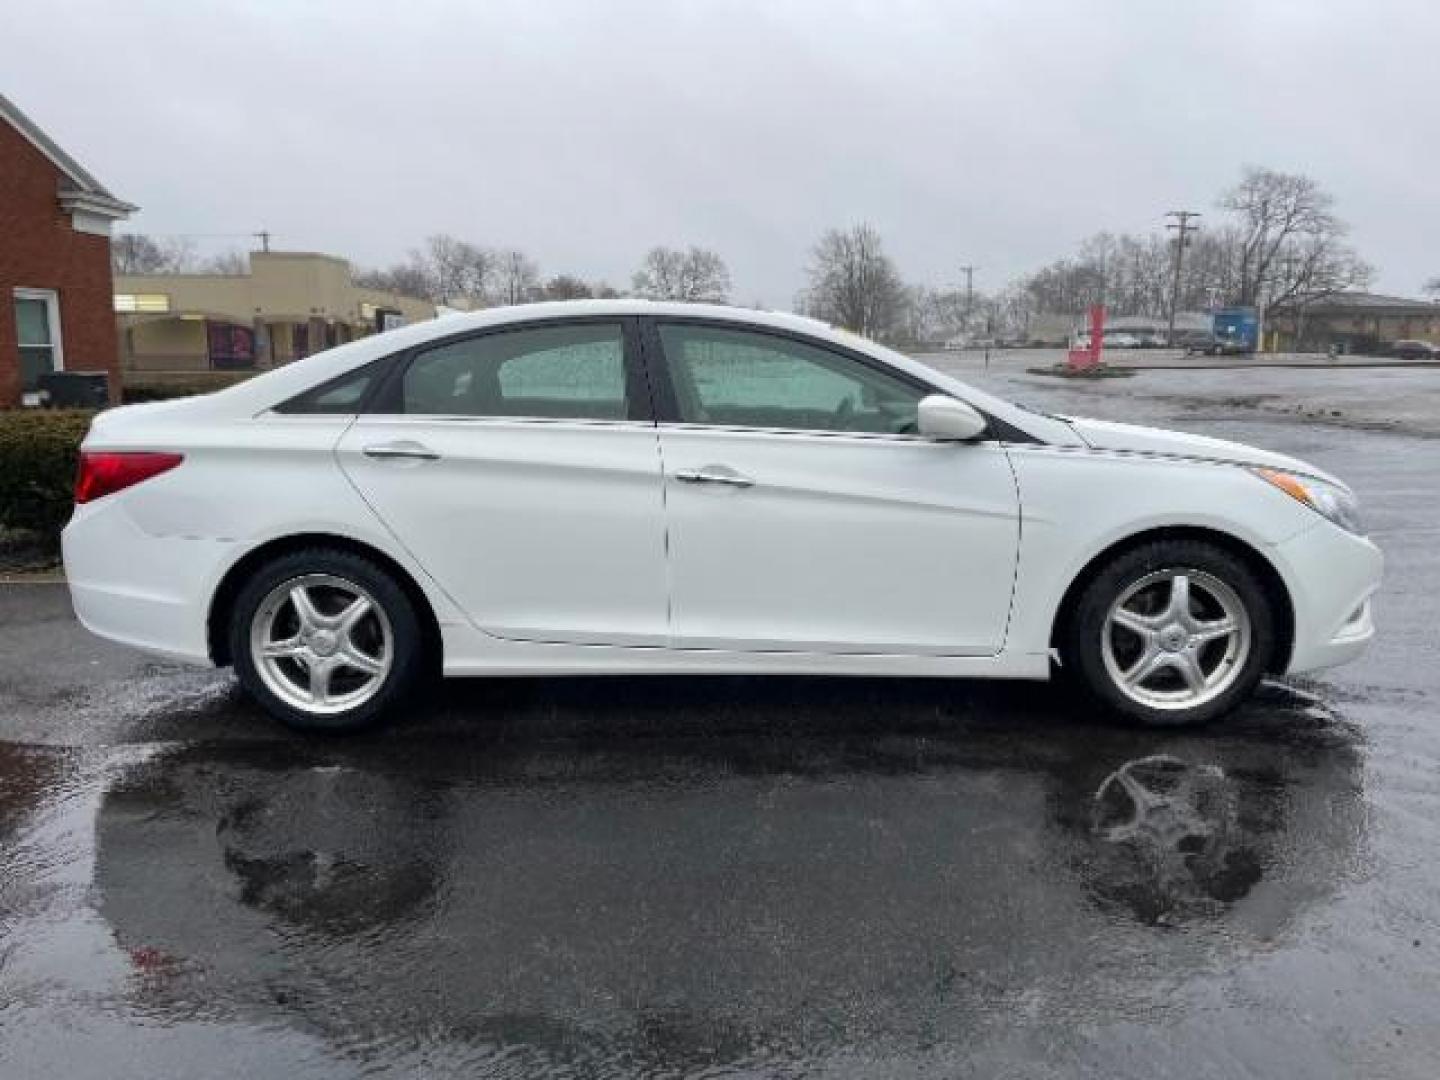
xmin=115 ymin=251 xmax=435 ymax=383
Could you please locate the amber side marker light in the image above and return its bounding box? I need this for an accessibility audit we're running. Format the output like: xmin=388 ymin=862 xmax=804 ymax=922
xmin=74 ymin=452 xmax=184 ymax=504
xmin=1253 ymin=467 xmax=1314 ymax=507
xmin=1251 ymin=465 xmax=1365 ymax=535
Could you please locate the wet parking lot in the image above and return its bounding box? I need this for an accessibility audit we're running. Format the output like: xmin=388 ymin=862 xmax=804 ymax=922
xmin=2 ymin=361 xmax=1438 ymax=1078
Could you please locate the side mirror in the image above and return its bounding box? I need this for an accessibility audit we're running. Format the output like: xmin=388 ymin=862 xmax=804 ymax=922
xmin=917 ymin=395 xmax=987 ymax=442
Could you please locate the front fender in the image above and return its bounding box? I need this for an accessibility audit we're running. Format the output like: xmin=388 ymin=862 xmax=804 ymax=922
xmin=1002 ymin=447 xmax=1317 ymax=659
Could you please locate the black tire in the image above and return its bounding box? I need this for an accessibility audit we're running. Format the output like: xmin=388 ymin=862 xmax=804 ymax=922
xmin=229 ymin=547 xmax=427 ymax=733
xmin=1061 ymin=539 xmax=1276 ymax=727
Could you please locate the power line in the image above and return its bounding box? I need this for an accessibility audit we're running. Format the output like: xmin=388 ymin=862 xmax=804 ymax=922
xmin=115 ymin=230 xmax=276 ymax=250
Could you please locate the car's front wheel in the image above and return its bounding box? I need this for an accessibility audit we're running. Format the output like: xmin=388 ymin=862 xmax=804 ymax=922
xmin=1062 ymin=540 xmax=1276 ymax=726
xmin=230 ymin=548 xmax=426 ymax=733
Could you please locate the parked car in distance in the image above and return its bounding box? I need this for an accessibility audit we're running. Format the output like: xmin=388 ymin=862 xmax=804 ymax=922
xmin=63 ymin=301 xmax=1381 ymax=733
xmin=1390 ymin=339 xmax=1440 ymax=360
xmin=1070 ymin=332 xmax=1135 ymax=349
xmin=1187 ymin=336 xmax=1253 ymax=356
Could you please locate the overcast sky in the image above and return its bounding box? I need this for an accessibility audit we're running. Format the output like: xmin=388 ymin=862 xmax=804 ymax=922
xmin=6 ymin=0 xmax=1435 ymax=305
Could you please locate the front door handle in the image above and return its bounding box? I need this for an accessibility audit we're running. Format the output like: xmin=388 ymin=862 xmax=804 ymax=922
xmin=674 ymin=466 xmax=754 ymax=488
xmin=362 ymin=441 xmax=441 ymax=462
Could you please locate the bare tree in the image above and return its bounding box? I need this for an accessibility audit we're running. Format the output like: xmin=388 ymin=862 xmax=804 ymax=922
xmin=420 ymin=234 xmax=493 ymax=304
xmin=1009 ymin=169 xmax=1370 ymax=323
xmin=994 ymin=282 xmax=1039 ymax=340
xmin=358 ymin=235 xmax=497 ymax=304
xmin=112 ymin=234 xmax=166 ymax=274
xmin=111 ymin=234 xmax=198 ymax=274
xmin=200 ymin=250 xmax=249 ymax=275
xmin=1219 ymin=167 xmax=1369 ymax=309
xmin=900 ymin=285 xmax=969 ymax=343
xmin=540 ymin=274 xmax=594 ymax=300
xmin=632 ymin=246 xmax=731 ymax=302
xmin=1423 ymin=276 xmax=1440 ymax=297
xmin=494 ymin=249 xmax=541 ymax=305
xmin=355 ymin=256 xmax=435 ymax=301
xmin=801 ymin=224 xmax=906 ymax=337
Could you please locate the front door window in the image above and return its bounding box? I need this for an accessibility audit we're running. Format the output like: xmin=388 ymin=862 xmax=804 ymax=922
xmin=14 ymin=290 xmax=61 ymax=392
xmin=656 ymin=322 xmax=924 ymax=434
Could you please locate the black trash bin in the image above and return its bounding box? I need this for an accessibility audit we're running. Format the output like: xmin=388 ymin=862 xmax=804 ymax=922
xmin=37 ymin=371 xmax=110 ymax=409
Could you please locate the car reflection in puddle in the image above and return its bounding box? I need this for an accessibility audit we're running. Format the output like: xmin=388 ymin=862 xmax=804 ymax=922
xmin=91 ymin=677 xmax=1366 ymax=1072
xmin=1057 ymin=682 xmax=1367 ymax=933
xmin=1088 ymin=754 xmax=1258 ymax=923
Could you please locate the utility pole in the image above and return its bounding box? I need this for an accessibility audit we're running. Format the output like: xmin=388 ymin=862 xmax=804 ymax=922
xmin=254 ymin=230 xmax=272 ymax=253
xmin=1277 ymin=252 xmax=1304 ymax=351
xmin=958 ymin=264 xmax=977 ymax=341
xmin=1165 ymin=211 xmax=1200 ymax=347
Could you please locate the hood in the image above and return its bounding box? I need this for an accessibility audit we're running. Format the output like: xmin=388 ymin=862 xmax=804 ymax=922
xmin=1065 ymin=416 xmax=1345 ymax=488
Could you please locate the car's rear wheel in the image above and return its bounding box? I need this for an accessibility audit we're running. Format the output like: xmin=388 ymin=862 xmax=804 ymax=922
xmin=230 ymin=549 xmax=425 ymax=733
xmin=1062 ymin=540 xmax=1275 ymax=726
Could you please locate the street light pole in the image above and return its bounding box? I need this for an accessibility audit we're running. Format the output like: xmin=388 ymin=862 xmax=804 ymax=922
xmin=1165 ymin=211 xmax=1200 ymax=348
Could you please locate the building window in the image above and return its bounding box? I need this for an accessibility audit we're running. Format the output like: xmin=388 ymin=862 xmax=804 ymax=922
xmin=206 ymin=321 xmax=255 ymax=370
xmin=114 ymin=293 xmax=171 ymax=313
xmin=13 ymin=288 xmax=63 ymax=392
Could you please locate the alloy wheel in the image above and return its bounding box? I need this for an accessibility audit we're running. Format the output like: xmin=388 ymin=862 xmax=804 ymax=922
xmin=248 ymin=574 xmax=393 ymax=716
xmin=1100 ymin=568 xmax=1252 ymax=712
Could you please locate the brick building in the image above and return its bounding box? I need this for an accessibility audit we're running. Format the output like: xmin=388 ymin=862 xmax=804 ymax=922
xmin=0 ymin=92 xmax=135 ymax=406
xmin=1267 ymin=292 xmax=1440 ymax=354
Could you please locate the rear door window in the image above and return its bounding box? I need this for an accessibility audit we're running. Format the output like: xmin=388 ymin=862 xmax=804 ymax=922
xmin=402 ymin=323 xmax=629 ymax=420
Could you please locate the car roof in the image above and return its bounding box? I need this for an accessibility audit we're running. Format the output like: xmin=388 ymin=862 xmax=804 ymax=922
xmin=145 ymin=300 xmax=1081 ymax=446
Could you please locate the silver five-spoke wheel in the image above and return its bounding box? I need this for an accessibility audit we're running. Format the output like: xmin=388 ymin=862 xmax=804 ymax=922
xmin=1101 ymin=568 xmax=1252 ymax=712
xmin=249 ymin=574 xmax=393 ymax=716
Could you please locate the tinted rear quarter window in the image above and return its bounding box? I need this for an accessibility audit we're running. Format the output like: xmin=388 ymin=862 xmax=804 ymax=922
xmin=274 ymin=361 xmax=382 ymax=414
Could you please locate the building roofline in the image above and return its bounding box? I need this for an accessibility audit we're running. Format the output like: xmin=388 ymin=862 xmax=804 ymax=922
xmin=250 ymin=250 xmax=350 ymax=263
xmin=1274 ymin=290 xmax=1440 ymax=311
xmin=58 ymin=188 xmax=139 ymax=219
xmin=0 ymin=90 xmax=136 ymax=213
xmin=113 ymin=272 xmax=254 ymax=284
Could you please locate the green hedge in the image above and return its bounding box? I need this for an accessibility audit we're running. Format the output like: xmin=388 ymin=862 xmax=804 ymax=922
xmin=0 ymin=410 xmax=95 ymax=544
xmin=122 ymin=371 xmax=251 ymax=403
xmin=122 ymin=384 xmax=212 ymax=404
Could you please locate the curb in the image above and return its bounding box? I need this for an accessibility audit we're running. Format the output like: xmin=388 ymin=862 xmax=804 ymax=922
xmin=1106 ymin=360 xmax=1440 ymax=372
xmin=0 ymin=570 xmax=65 ymax=585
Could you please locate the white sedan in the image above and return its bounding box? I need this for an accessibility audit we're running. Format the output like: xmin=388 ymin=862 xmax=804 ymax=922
xmin=63 ymin=301 xmax=1381 ymax=732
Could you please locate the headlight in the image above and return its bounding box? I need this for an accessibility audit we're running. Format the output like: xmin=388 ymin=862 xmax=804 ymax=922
xmin=1252 ymin=467 xmax=1364 ymax=535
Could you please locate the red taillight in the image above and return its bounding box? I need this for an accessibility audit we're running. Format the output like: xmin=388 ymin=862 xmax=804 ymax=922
xmin=74 ymin=452 xmax=184 ymax=504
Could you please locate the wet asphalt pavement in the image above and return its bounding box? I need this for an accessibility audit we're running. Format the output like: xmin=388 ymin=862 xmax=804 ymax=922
xmin=2 ymin=362 xmax=1438 ymax=1078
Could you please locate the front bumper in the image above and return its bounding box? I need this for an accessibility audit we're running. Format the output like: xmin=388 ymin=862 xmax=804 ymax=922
xmin=1272 ymin=520 xmax=1383 ymax=675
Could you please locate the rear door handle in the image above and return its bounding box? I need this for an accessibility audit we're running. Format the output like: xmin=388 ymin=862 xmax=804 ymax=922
xmin=363 ymin=440 xmax=441 ymax=462
xmin=674 ymin=466 xmax=754 ymax=488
